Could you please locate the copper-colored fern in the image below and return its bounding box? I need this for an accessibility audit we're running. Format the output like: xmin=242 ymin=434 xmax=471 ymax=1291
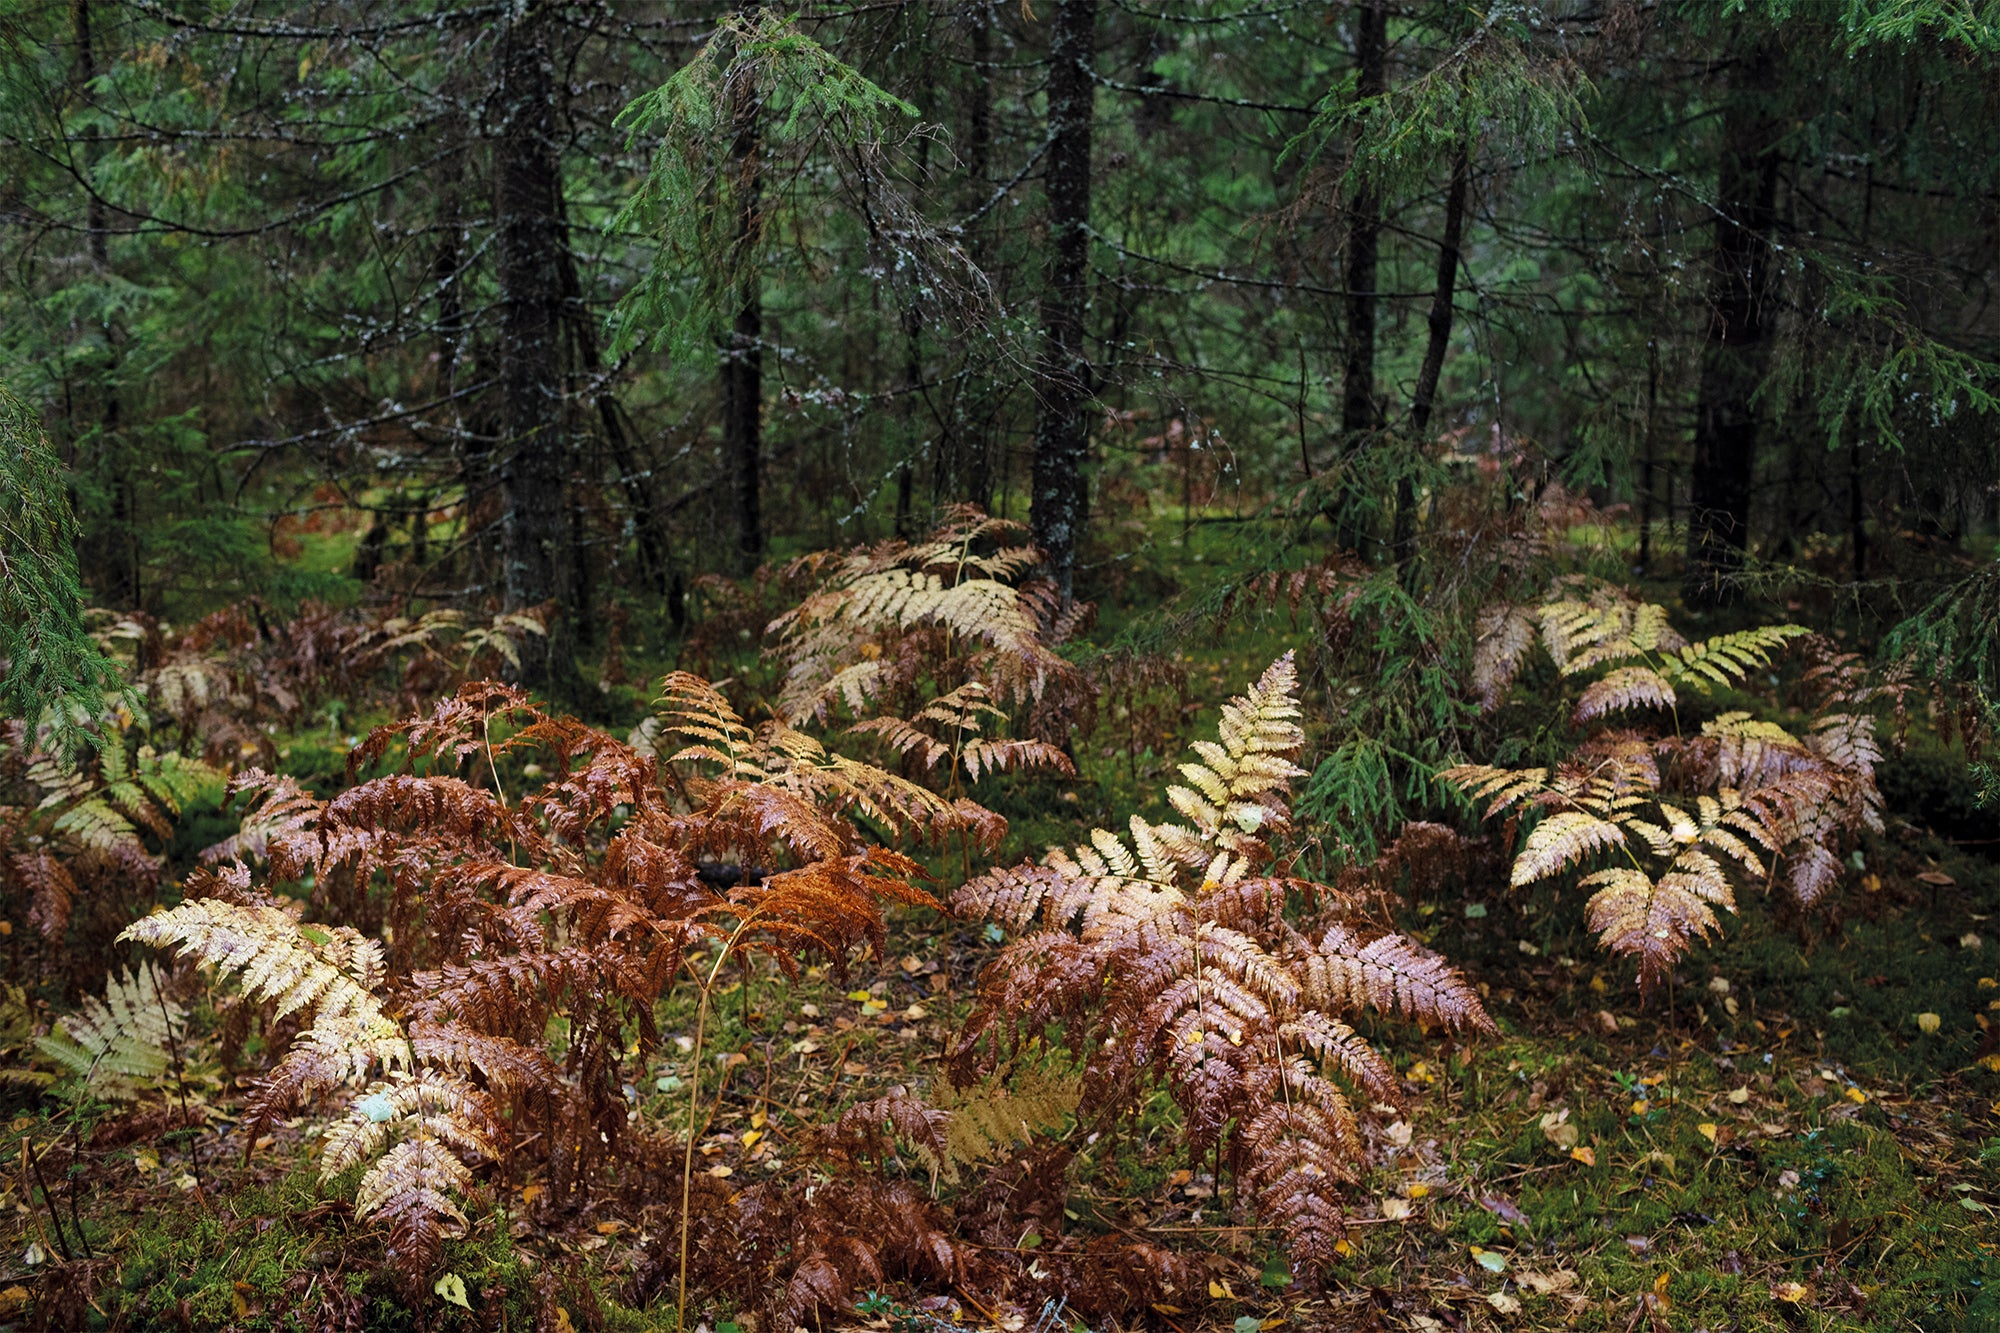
xmin=953 ymin=654 xmax=1491 ymax=1272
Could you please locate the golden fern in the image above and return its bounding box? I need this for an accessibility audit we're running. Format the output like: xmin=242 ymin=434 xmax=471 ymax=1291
xmin=120 ymin=894 xmax=490 ymax=1268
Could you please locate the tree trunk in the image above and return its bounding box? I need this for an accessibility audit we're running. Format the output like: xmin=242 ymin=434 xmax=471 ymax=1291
xmin=1393 ymin=145 xmax=1468 ymax=570
xmin=722 ymin=75 xmax=765 ymax=575
xmin=958 ymin=0 xmax=995 ymax=511
xmin=1340 ymin=0 xmax=1387 ymax=446
xmin=1684 ymin=47 xmax=1781 ymax=606
xmin=1333 ymin=0 xmax=1386 ymax=554
xmin=495 ymin=1 xmax=573 ymax=688
xmin=1030 ymin=0 xmax=1097 ymax=604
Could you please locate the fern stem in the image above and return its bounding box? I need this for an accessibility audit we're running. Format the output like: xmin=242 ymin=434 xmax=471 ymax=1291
xmin=677 ymin=979 xmax=710 ymax=1333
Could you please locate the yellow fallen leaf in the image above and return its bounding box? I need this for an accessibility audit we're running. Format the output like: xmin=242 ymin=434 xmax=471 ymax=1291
xmin=0 ymin=1288 xmax=27 ymax=1316
xmin=1772 ymin=1281 xmax=1810 ymax=1303
xmin=1698 ymin=1122 xmax=1719 ymax=1143
xmin=1916 ymin=1012 xmax=1942 ymax=1034
xmin=1978 ymin=977 xmax=1998 ymax=990
xmin=1982 ymin=1054 xmax=2000 ymax=1072
xmin=707 ymin=1165 xmax=733 ymax=1178
xmin=1208 ymin=1279 xmax=1235 ymax=1300
xmin=1630 ymin=1099 xmax=1650 ymax=1116
xmin=1569 ymin=1145 xmax=1596 ymax=1166
xmin=1407 ymin=1182 xmax=1430 ymax=1199
xmin=134 ymin=1148 xmax=160 ymax=1175
xmin=521 ymin=1183 xmax=543 ymax=1208
xmin=1727 ymin=1086 xmax=1751 ymax=1104
xmin=750 ymin=1109 xmax=767 ymax=1129
xmin=1333 ymin=1238 xmax=1354 ymax=1257
xmin=1844 ymin=1086 xmax=1867 ymax=1104
xmin=846 ymin=990 xmax=871 ymax=1003
xmin=595 ymin=1221 xmax=621 ymax=1236
xmin=741 ymin=1129 xmax=762 ymax=1149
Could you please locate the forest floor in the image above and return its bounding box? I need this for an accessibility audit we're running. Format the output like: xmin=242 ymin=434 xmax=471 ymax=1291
xmin=3 ymin=520 xmax=1998 ymax=1332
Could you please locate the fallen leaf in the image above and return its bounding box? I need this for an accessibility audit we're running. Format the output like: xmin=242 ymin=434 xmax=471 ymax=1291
xmin=1381 ymin=1196 xmax=1413 ymax=1220
xmin=1570 ymin=1145 xmax=1596 ymax=1166
xmin=1518 ymin=1270 xmax=1578 ymax=1296
xmin=1727 ymin=1086 xmax=1751 ymax=1104
xmin=1385 ymin=1120 xmax=1413 ymax=1148
xmin=1963 ymin=933 xmax=1984 ymax=950
xmin=1917 ymin=870 xmax=1956 ymax=886
xmin=1406 ymin=1182 xmax=1430 ymax=1199
xmin=1207 ymin=1279 xmax=1235 ymax=1300
xmin=1917 ymin=1012 xmax=1942 ymax=1034
xmin=1470 ymin=1246 xmax=1508 ymax=1273
xmin=1772 ymin=1281 xmax=1810 ymax=1303
xmin=1844 ymin=1086 xmax=1867 ymax=1104
xmin=434 ymin=1273 xmax=471 ymax=1311
xmin=1487 ymin=1291 xmax=1522 ymax=1315
xmin=1698 ymin=1122 xmax=1719 ymax=1143
xmin=1539 ymin=1108 xmax=1579 ymax=1149
xmin=1482 ymin=1194 xmax=1529 ymax=1226
xmin=707 ymin=1165 xmax=733 ymax=1178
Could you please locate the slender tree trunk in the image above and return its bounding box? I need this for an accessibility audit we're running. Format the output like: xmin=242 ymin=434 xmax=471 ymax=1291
xmin=495 ymin=1 xmax=573 ymax=688
xmin=1684 ymin=46 xmax=1781 ymax=606
xmin=1394 ymin=145 xmax=1468 ymax=570
xmin=553 ymin=190 xmax=672 ymax=597
xmin=721 ymin=75 xmax=765 ymax=575
xmin=1030 ymin=0 xmax=1097 ymax=604
xmin=1340 ymin=0 xmax=1387 ymax=445
xmin=1334 ymin=0 xmax=1386 ymax=553
xmin=1639 ymin=339 xmax=1658 ymax=574
xmin=959 ymin=1 xmax=995 ymax=511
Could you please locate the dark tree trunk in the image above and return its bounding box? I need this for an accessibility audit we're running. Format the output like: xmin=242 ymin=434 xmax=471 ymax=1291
xmin=1030 ymin=0 xmax=1097 ymax=604
xmin=552 ymin=189 xmax=671 ymax=597
xmin=1685 ymin=47 xmax=1782 ymax=606
xmin=722 ymin=75 xmax=765 ymax=576
xmin=495 ymin=1 xmax=572 ymax=687
xmin=1393 ymin=145 xmax=1468 ymax=570
xmin=958 ymin=0 xmax=995 ymax=511
xmin=1340 ymin=0 xmax=1387 ymax=446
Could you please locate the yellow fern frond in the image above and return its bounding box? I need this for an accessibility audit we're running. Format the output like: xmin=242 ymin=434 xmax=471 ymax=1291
xmin=1664 ymin=625 xmax=1808 ymax=688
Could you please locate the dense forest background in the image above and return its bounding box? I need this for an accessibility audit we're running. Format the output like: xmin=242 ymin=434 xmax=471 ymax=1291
xmin=2 ymin=2 xmax=1999 ymax=1331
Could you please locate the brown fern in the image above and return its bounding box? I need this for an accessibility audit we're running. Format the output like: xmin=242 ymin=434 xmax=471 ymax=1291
xmin=953 ymin=654 xmax=1490 ymax=1273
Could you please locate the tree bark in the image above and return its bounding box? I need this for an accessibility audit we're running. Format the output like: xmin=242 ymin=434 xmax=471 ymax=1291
xmin=1393 ymin=145 xmax=1468 ymax=570
xmin=958 ymin=0 xmax=995 ymax=511
xmin=1684 ymin=46 xmax=1781 ymax=606
xmin=722 ymin=75 xmax=765 ymax=575
xmin=495 ymin=1 xmax=573 ymax=688
xmin=1030 ymin=0 xmax=1097 ymax=604
xmin=1340 ymin=0 xmax=1387 ymax=445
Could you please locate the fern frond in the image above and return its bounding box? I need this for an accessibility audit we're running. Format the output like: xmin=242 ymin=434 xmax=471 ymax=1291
xmin=935 ymin=1062 xmax=1081 ymax=1172
xmin=1663 ymin=625 xmax=1808 ymax=688
xmin=1301 ymin=926 xmax=1496 ymax=1033
xmin=1437 ymin=763 xmax=1549 ymax=817
xmin=1581 ymin=859 xmax=1733 ymax=993
xmin=1575 ymin=666 xmax=1676 ymax=722
xmin=1510 ymin=810 xmax=1625 ymax=885
xmin=1472 ymin=604 xmax=1538 ymax=711
xmin=119 ymin=898 xmax=388 ymax=1026
xmin=35 ymin=964 xmax=183 ymax=1101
